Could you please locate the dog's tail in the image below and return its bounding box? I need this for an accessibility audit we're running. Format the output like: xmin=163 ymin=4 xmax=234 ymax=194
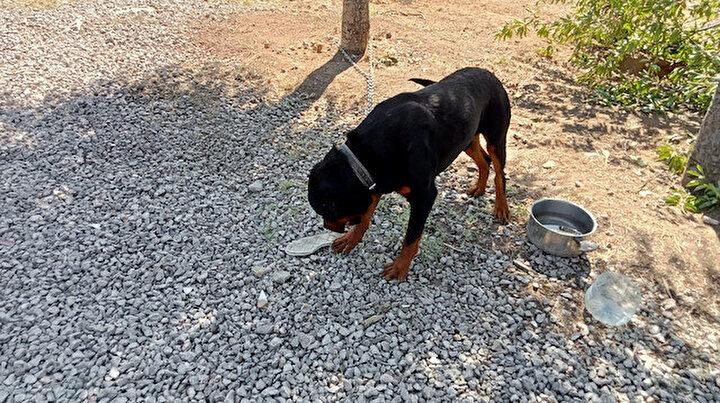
xmin=408 ymin=78 xmax=436 ymax=87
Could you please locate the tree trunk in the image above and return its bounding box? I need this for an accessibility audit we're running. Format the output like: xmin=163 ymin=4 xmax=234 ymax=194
xmin=340 ymin=0 xmax=369 ymax=57
xmin=684 ymin=84 xmax=720 ymax=185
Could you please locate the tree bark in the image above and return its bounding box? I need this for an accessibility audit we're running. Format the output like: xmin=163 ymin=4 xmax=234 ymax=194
xmin=684 ymin=84 xmax=720 ymax=185
xmin=340 ymin=0 xmax=369 ymax=57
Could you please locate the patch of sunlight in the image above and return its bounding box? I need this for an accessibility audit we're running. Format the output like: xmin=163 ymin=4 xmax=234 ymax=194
xmin=1 ymin=0 xmax=75 ymax=10
xmin=207 ymin=0 xmax=281 ymax=6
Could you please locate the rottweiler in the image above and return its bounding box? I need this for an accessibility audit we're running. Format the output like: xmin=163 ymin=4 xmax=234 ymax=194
xmin=308 ymin=67 xmax=511 ymax=281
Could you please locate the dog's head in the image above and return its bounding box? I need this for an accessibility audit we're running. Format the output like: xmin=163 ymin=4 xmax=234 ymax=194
xmin=308 ymin=146 xmax=372 ymax=233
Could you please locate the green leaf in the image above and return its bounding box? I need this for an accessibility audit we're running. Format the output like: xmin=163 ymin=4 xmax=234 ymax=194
xmin=665 ymin=194 xmax=681 ymax=206
xmin=495 ymin=0 xmax=720 ymax=111
xmin=696 ymin=199 xmax=719 ymax=210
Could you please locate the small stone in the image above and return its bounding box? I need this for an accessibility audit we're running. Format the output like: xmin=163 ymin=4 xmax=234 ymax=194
xmin=380 ymin=55 xmax=398 ymax=67
xmin=177 ymin=363 xmax=190 ymax=375
xmin=598 ymin=391 xmax=616 ymax=403
xmin=512 ymin=259 xmax=531 ymax=271
xmin=299 ymin=334 xmax=315 ymax=349
xmin=363 ymin=386 xmax=379 ymax=397
xmin=575 ymin=181 xmax=582 ymax=188
xmin=108 ymin=367 xmax=120 ymax=380
xmin=23 ymin=374 xmax=37 ymax=385
xmin=422 ymin=386 xmax=434 ymax=398
xmin=379 ymin=374 xmax=395 ymax=384
xmin=542 ymin=160 xmax=556 ymax=169
xmin=363 ymin=314 xmax=384 ymax=327
xmin=272 ymin=271 xmax=291 ymax=284
xmin=252 ymin=266 xmax=270 ymax=277
xmin=257 ymin=291 xmax=268 ymax=308
xmin=255 ymin=324 xmax=273 ymax=335
xmin=269 ymin=337 xmax=283 ymax=348
xmin=262 ymin=387 xmax=279 ymax=396
xmin=248 ymin=181 xmax=263 ymax=192
xmin=639 ymin=190 xmax=653 ymax=197
xmin=702 ymin=216 xmax=719 ymax=226
xmin=661 ymin=298 xmax=677 ymax=310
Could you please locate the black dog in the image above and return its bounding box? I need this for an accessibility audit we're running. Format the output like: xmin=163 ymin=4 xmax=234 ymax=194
xmin=308 ymin=67 xmax=511 ymax=281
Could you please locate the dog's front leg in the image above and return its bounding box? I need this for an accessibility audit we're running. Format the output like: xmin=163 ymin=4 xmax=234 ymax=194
xmin=332 ymin=194 xmax=381 ymax=254
xmin=383 ymin=185 xmax=437 ymax=282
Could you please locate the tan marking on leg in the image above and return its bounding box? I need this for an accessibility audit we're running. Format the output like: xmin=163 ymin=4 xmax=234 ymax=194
xmin=488 ymin=145 xmax=509 ymax=223
xmin=332 ymin=194 xmax=381 ymax=254
xmin=464 ymin=136 xmax=490 ymax=197
xmin=382 ymin=237 xmax=421 ymax=282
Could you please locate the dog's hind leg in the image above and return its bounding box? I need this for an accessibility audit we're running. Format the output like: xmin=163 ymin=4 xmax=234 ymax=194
xmin=464 ymin=136 xmax=491 ymax=197
xmin=485 ymin=123 xmax=510 ymax=223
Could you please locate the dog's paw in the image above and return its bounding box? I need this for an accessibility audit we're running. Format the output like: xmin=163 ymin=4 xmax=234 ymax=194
xmin=382 ymin=260 xmax=411 ymax=282
xmin=332 ymin=231 xmax=361 ymax=254
xmin=466 ymin=182 xmax=486 ymax=197
xmin=494 ymin=203 xmax=510 ymax=223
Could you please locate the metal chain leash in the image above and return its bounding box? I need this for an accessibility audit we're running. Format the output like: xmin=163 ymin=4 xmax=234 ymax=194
xmin=335 ymin=35 xmax=375 ymax=116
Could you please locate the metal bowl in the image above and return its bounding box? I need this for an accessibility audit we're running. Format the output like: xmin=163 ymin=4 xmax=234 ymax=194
xmin=527 ymin=198 xmax=598 ymax=257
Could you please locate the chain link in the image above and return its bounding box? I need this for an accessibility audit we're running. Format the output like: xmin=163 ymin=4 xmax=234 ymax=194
xmin=335 ymin=35 xmax=375 ymax=116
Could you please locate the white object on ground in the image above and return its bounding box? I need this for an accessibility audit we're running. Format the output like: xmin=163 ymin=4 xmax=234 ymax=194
xmin=257 ymin=291 xmax=268 ymax=308
xmin=585 ymin=272 xmax=642 ymax=326
xmin=284 ymin=232 xmax=341 ymax=256
xmin=542 ymin=160 xmax=557 ymax=169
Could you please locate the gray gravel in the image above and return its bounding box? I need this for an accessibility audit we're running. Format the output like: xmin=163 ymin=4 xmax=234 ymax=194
xmin=1 ymin=1 xmax=719 ymax=402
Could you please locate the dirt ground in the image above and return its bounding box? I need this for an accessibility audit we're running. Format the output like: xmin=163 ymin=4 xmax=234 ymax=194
xmin=196 ymin=0 xmax=720 ymax=339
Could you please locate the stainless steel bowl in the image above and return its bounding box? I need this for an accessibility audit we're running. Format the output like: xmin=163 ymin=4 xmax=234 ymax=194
xmin=527 ymin=198 xmax=598 ymax=257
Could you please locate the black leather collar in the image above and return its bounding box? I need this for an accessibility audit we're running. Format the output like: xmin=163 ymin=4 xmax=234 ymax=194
xmin=336 ymin=143 xmax=376 ymax=191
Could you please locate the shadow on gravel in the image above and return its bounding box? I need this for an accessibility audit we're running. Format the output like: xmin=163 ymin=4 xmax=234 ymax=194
xmin=1 ymin=63 xmax=718 ymax=402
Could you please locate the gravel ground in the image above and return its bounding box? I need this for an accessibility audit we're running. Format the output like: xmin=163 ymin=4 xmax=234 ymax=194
xmin=1 ymin=1 xmax=719 ymax=402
